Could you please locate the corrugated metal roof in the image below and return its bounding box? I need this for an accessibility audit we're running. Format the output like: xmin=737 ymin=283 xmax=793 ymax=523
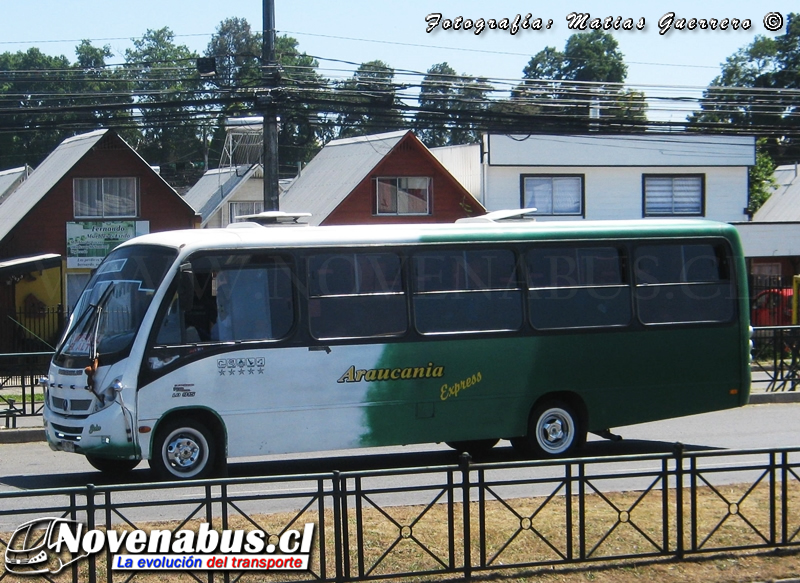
xmin=753 ymin=164 xmax=800 ymax=221
xmin=0 ymin=253 xmax=61 ymax=277
xmin=0 ymin=166 xmax=30 ymax=204
xmin=0 ymin=130 xmax=107 ymax=243
xmin=183 ymin=165 xmax=258 ymax=226
xmin=280 ymin=130 xmax=409 ymax=225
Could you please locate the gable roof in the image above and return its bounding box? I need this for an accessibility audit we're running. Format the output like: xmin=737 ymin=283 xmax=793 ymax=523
xmin=183 ymin=164 xmax=259 ymax=226
xmin=0 ymin=130 xmax=109 ymax=244
xmin=753 ymin=164 xmax=800 ymax=222
xmin=280 ymin=130 xmax=409 ymax=225
xmin=0 ymin=130 xmax=195 ymax=246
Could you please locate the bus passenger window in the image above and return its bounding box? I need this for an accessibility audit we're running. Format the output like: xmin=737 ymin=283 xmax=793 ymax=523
xmin=307 ymin=252 xmax=406 ymax=340
xmin=634 ymin=243 xmax=734 ymax=325
xmin=413 ymin=249 xmax=523 ymax=334
xmin=211 ymin=262 xmax=294 ymax=341
xmin=527 ymin=246 xmax=631 ymax=330
xmin=152 ymin=254 xmax=294 ymax=349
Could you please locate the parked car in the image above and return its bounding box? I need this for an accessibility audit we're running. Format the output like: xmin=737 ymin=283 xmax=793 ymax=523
xmin=751 ymin=288 xmax=794 ymax=326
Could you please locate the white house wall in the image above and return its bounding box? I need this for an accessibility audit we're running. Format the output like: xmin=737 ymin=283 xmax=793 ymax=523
xmin=486 ymin=134 xmax=755 ymax=167
xmin=484 ymin=165 xmax=749 ymax=222
xmin=430 ymin=144 xmax=482 ymax=200
xmin=735 ymin=222 xmax=800 ymax=258
xmin=206 ymin=177 xmax=265 ymax=227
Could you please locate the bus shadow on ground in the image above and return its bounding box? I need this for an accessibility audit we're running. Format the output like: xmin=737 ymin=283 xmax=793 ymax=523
xmin=1 ymin=439 xmax=720 ymax=490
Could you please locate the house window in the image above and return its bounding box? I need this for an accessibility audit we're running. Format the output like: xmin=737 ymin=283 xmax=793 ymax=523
xmin=74 ymin=177 xmax=138 ymax=218
xmin=521 ymin=176 xmax=583 ymax=216
xmin=230 ymin=201 xmax=264 ymax=222
xmin=643 ymin=175 xmax=704 ymax=216
xmin=375 ymin=177 xmax=431 ymax=215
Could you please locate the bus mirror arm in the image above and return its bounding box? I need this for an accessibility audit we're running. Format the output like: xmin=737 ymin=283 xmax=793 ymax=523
xmin=178 ymin=264 xmax=194 ymax=311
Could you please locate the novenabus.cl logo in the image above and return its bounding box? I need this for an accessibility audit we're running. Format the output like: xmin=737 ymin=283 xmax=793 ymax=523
xmin=5 ymin=518 xmax=88 ymax=575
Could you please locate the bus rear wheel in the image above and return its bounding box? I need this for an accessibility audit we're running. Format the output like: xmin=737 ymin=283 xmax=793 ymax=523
xmin=151 ymin=419 xmax=216 ymax=480
xmin=513 ymin=401 xmax=581 ymax=457
xmin=86 ymin=455 xmax=140 ymax=474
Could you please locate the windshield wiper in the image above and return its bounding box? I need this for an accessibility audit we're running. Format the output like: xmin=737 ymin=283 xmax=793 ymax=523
xmin=56 ymin=282 xmax=116 ymax=362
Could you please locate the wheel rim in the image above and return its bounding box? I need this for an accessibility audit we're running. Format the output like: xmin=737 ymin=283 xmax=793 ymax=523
xmin=162 ymin=428 xmax=209 ymax=477
xmin=535 ymin=407 xmax=575 ymax=455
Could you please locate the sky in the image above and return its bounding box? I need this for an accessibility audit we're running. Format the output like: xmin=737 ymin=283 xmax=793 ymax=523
xmin=1 ymin=0 xmax=797 ymax=122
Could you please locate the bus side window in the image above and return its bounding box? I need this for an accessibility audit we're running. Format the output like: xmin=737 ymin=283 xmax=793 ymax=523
xmin=634 ymin=243 xmax=735 ymax=325
xmin=526 ymin=246 xmax=631 ymax=330
xmin=211 ymin=260 xmax=294 ymax=342
xmin=412 ymin=249 xmax=523 ymax=334
xmin=307 ymin=252 xmax=407 ymax=340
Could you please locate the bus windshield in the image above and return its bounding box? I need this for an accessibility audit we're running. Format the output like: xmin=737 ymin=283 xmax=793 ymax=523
xmin=54 ymin=245 xmax=177 ymax=367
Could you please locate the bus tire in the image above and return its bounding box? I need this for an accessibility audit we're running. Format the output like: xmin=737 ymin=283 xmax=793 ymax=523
xmin=86 ymin=455 xmax=139 ymax=474
xmin=515 ymin=401 xmax=580 ymax=457
xmin=446 ymin=439 xmax=499 ymax=455
xmin=151 ymin=419 xmax=216 ymax=480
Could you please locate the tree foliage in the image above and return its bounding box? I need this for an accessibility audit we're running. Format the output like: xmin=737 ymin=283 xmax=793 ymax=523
xmin=414 ymin=63 xmax=489 ymax=148
xmin=689 ymin=13 xmax=800 ymax=162
xmin=512 ymin=30 xmax=645 ymax=124
xmin=335 ymin=60 xmax=404 ymax=139
xmin=749 ymin=138 xmax=779 ymax=215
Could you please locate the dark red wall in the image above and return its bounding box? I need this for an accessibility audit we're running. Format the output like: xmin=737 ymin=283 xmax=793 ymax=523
xmin=322 ymin=135 xmax=483 ymax=225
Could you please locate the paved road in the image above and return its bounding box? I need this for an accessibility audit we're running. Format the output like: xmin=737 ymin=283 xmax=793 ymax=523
xmin=0 ymin=402 xmax=797 ymax=530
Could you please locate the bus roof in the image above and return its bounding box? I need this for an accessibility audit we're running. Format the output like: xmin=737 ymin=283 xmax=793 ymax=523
xmin=119 ymin=218 xmax=741 ymax=256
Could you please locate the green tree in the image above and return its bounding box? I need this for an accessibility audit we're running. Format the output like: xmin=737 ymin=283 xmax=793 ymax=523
xmin=335 ymin=60 xmax=405 ymax=138
xmin=414 ymin=63 xmax=490 ymax=147
xmin=511 ymin=30 xmax=645 ymax=124
xmin=0 ymin=44 xmax=137 ymax=169
xmin=749 ymin=138 xmax=779 ymax=215
xmin=73 ymin=40 xmax=138 ymax=143
xmin=204 ymin=22 xmax=324 ymax=175
xmin=415 ymin=63 xmax=458 ymax=148
xmin=689 ymin=13 xmax=800 ymax=162
xmin=124 ymin=27 xmax=205 ymax=181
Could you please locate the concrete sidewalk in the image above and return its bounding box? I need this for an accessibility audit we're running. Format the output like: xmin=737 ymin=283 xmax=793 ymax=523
xmin=1 ymin=383 xmax=797 ymax=445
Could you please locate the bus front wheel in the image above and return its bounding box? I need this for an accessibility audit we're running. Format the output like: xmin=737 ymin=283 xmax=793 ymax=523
xmin=151 ymin=419 xmax=216 ymax=480
xmin=514 ymin=402 xmax=581 ymax=457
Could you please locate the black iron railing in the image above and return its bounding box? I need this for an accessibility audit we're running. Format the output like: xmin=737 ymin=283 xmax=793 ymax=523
xmin=751 ymin=326 xmax=800 ymax=392
xmin=0 ymin=352 xmax=52 ymax=422
xmin=0 ymin=306 xmax=63 ymax=354
xmin=0 ymin=446 xmax=797 ymax=582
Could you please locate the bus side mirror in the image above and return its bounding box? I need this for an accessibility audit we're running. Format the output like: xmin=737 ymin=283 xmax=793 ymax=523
xmin=178 ymin=264 xmax=195 ymax=311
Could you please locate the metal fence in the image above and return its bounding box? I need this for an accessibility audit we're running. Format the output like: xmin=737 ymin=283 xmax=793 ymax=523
xmin=0 ymin=307 xmax=63 ymax=354
xmin=0 ymin=446 xmax=798 ymax=582
xmin=0 ymin=352 xmax=51 ymax=426
xmin=751 ymin=326 xmax=800 ymax=392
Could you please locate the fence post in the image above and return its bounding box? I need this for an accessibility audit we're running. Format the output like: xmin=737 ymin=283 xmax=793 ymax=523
xmin=459 ymin=452 xmax=472 ymax=581
xmin=86 ymin=483 xmax=97 ymax=583
xmin=674 ymin=443 xmax=684 ymax=559
xmin=332 ymin=470 xmax=344 ymax=583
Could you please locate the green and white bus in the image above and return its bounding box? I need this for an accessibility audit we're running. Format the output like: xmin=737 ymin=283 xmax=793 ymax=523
xmin=43 ymin=215 xmax=751 ymax=479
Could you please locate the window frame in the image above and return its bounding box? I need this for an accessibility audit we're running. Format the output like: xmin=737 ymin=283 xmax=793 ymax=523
xmin=525 ymin=244 xmax=633 ymax=331
xmin=230 ymin=201 xmax=264 ymax=222
xmin=306 ymin=251 xmax=408 ymax=341
xmin=374 ymin=176 xmax=432 ymax=216
xmin=411 ymin=247 xmax=524 ymax=335
xmin=642 ymin=174 xmax=705 ymax=218
xmin=632 ymin=240 xmax=736 ymax=326
xmin=520 ymin=174 xmax=585 ymax=217
xmin=73 ymin=177 xmax=140 ymax=219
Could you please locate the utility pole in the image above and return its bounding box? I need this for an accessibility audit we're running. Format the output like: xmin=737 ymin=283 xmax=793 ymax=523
xmin=262 ymin=0 xmax=280 ymax=211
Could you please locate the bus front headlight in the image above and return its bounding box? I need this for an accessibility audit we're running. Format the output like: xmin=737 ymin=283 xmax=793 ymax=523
xmin=97 ymin=379 xmax=124 ymax=411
